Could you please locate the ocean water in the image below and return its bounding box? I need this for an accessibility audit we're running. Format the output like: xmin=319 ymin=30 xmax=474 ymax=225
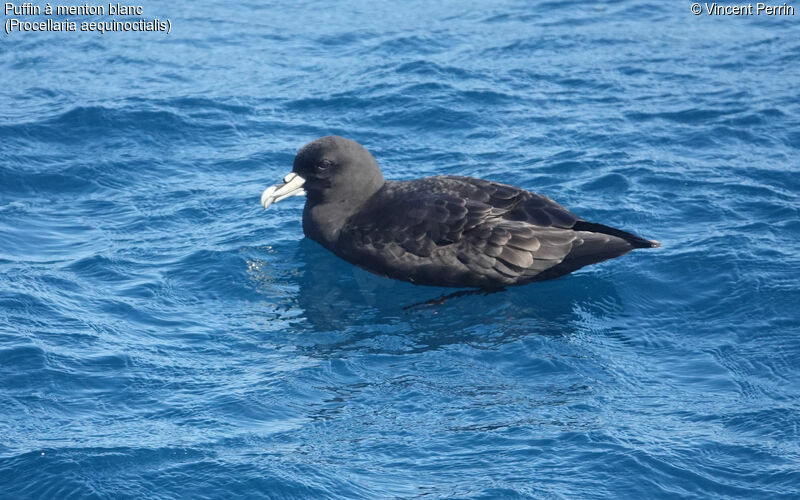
xmin=2 ymin=0 xmax=799 ymax=498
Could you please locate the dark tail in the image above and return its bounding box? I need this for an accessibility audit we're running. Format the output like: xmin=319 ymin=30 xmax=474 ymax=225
xmin=572 ymin=220 xmax=661 ymax=249
xmin=531 ymin=220 xmax=659 ymax=281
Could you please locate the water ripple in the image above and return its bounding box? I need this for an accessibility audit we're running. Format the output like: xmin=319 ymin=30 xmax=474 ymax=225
xmin=1 ymin=0 xmax=799 ymax=498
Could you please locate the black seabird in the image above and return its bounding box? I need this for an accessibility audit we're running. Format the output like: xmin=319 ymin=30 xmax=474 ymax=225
xmin=261 ymin=136 xmax=659 ymax=289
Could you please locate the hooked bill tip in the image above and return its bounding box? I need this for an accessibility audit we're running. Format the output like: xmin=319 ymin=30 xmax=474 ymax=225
xmin=260 ymin=185 xmax=278 ymax=210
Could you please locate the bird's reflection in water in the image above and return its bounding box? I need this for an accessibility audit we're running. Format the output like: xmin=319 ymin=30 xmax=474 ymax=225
xmin=251 ymin=239 xmax=622 ymax=356
xmin=252 ymin=239 xmax=627 ymax=356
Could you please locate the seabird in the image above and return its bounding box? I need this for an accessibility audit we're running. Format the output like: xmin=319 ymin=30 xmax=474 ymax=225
xmin=260 ymin=136 xmax=659 ymax=289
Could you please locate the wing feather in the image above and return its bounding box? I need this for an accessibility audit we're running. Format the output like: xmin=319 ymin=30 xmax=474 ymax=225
xmin=336 ymin=177 xmax=638 ymax=287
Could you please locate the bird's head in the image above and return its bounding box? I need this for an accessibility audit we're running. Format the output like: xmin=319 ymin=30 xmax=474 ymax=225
xmin=260 ymin=136 xmax=385 ymax=210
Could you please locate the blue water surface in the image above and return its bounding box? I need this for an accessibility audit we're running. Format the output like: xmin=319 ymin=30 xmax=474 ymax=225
xmin=2 ymin=1 xmax=800 ymax=498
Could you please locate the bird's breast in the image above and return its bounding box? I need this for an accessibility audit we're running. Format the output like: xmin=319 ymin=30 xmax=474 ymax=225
xmin=302 ymin=202 xmax=345 ymax=250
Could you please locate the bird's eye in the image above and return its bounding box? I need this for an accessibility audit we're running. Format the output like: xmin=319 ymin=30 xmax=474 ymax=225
xmin=316 ymin=160 xmax=333 ymax=172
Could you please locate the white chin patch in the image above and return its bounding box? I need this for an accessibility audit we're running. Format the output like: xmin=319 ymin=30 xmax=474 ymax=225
xmin=261 ymin=172 xmax=306 ymax=210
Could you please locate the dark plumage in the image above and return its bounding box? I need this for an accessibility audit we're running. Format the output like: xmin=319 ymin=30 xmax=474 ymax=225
xmin=260 ymin=136 xmax=659 ymax=289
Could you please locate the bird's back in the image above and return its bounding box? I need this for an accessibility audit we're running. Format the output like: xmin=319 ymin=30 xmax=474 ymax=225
xmin=335 ymin=175 xmax=656 ymax=288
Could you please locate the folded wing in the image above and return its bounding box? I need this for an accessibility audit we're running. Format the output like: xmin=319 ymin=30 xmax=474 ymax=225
xmin=337 ymin=176 xmax=649 ymax=287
